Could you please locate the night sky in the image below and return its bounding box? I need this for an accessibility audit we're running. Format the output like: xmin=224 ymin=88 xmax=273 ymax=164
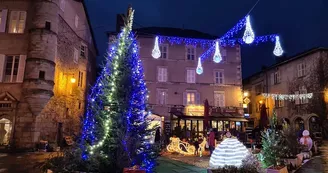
xmin=85 ymin=0 xmax=328 ymax=78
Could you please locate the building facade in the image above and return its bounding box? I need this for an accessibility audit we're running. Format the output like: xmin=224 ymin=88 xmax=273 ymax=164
xmin=0 ymin=0 xmax=97 ymax=148
xmin=243 ymin=47 xmax=327 ymax=133
xmin=109 ymin=24 xmax=245 ymax=138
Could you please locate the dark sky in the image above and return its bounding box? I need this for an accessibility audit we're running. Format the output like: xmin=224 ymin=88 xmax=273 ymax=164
xmin=85 ymin=0 xmax=328 ymax=78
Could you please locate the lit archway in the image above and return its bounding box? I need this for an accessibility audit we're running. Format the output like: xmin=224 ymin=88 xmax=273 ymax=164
xmin=0 ymin=118 xmax=12 ymax=145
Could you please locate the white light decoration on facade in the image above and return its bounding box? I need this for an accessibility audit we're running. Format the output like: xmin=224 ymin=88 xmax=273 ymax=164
xmin=151 ymin=36 xmax=161 ymax=59
xmin=209 ymin=137 xmax=249 ymax=169
xmin=213 ymin=40 xmax=222 ymax=63
xmin=166 ymin=137 xmax=196 ymax=155
xmin=273 ymin=36 xmax=283 ymax=56
xmin=242 ymin=15 xmax=255 ymax=44
xmin=262 ymin=93 xmax=313 ymax=101
xmin=196 ymin=57 xmax=203 ymax=75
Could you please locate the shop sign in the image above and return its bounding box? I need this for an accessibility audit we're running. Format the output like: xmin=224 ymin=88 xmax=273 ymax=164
xmin=185 ymin=105 xmax=204 ymax=116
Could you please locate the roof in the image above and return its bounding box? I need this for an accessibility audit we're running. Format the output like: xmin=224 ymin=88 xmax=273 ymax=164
xmin=107 ymin=26 xmax=218 ymax=40
xmin=243 ymin=47 xmax=328 ymax=82
xmin=81 ymin=0 xmax=99 ymax=55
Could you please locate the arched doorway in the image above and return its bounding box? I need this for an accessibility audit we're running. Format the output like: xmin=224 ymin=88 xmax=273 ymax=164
xmin=0 ymin=118 xmax=12 ymax=145
xmin=294 ymin=117 xmax=304 ymax=137
xmin=309 ymin=116 xmax=320 ymax=133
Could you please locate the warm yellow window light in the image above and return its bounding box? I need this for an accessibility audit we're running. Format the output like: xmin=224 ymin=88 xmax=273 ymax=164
xmin=70 ymin=77 xmax=76 ymax=83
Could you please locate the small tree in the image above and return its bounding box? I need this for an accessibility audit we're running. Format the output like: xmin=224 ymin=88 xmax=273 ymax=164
xmin=258 ymin=110 xmax=282 ymax=168
xmin=279 ymin=124 xmax=301 ymax=158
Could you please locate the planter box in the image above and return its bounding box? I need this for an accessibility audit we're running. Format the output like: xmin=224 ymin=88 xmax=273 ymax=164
xmin=266 ymin=166 xmax=288 ymax=173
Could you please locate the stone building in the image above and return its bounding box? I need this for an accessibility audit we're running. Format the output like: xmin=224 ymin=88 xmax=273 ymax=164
xmin=243 ymin=47 xmax=327 ymax=133
xmin=0 ymin=0 xmax=97 ymax=149
xmin=109 ymin=16 xmax=246 ymax=138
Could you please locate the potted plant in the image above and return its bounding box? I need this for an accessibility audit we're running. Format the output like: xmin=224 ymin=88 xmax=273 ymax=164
xmin=279 ymin=124 xmax=303 ymax=169
xmin=258 ymin=111 xmax=288 ymax=173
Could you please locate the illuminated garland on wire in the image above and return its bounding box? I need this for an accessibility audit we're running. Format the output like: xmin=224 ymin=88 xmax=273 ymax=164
xmin=261 ymin=93 xmax=313 ymax=101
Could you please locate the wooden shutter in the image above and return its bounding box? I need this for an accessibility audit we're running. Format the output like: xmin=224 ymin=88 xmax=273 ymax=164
xmin=16 ymin=55 xmax=26 ymax=82
xmin=19 ymin=11 xmax=27 ymax=33
xmin=303 ymin=87 xmax=308 ymax=104
xmin=74 ymin=48 xmax=78 ymax=63
xmin=0 ymin=54 xmax=5 ymax=82
xmin=165 ymin=90 xmax=168 ymax=105
xmin=156 ymin=89 xmax=160 ymax=104
xmin=295 ymin=91 xmax=300 ymax=105
xmin=183 ymin=92 xmax=187 ymax=105
xmin=0 ymin=9 xmax=8 ymax=32
xmin=192 ymin=70 xmax=196 ymax=83
xmin=196 ymin=92 xmax=200 ymax=104
xmin=220 ymin=93 xmax=225 ymax=107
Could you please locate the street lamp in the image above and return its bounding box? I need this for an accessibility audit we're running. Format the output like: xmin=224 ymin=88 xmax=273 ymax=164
xmin=70 ymin=77 xmax=76 ymax=83
xmin=259 ymin=100 xmax=263 ymax=104
xmin=243 ymin=91 xmax=249 ymax=97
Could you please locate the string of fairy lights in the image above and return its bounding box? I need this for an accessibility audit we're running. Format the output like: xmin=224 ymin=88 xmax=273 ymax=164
xmin=151 ymin=14 xmax=284 ymax=75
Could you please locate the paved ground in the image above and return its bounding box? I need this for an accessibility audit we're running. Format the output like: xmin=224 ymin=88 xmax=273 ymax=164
xmin=0 ymin=152 xmax=207 ymax=173
xmin=295 ymin=156 xmax=324 ymax=173
xmin=157 ymin=157 xmax=207 ymax=173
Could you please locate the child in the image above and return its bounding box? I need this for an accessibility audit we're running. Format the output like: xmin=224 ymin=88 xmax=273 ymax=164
xmin=194 ymin=138 xmax=199 ymax=156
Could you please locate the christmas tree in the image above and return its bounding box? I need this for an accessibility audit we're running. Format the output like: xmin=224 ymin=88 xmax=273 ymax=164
xmin=80 ymin=6 xmax=158 ymax=173
xmin=258 ymin=110 xmax=282 ymax=168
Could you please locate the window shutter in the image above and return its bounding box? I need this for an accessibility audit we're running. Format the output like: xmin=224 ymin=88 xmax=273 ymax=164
xmin=221 ymin=93 xmax=225 ymax=107
xmin=192 ymin=70 xmax=196 ymax=83
xmin=196 ymin=92 xmax=200 ymax=104
xmin=156 ymin=90 xmax=160 ymax=104
xmin=186 ymin=70 xmax=189 ymax=83
xmin=183 ymin=92 xmax=187 ymax=105
xmin=16 ymin=55 xmax=26 ymax=82
xmin=165 ymin=91 xmax=168 ymax=105
xmin=295 ymin=91 xmax=300 ymax=105
xmin=0 ymin=9 xmax=8 ymax=32
xmin=157 ymin=68 xmax=162 ymax=81
xmin=0 ymin=54 xmax=5 ymax=82
xmin=270 ymin=73 xmax=274 ymax=85
xmin=164 ymin=68 xmax=167 ymax=82
xmin=304 ymin=87 xmax=308 ymax=104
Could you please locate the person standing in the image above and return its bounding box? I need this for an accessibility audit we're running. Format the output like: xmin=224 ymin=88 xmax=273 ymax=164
xmin=208 ymin=129 xmax=215 ymax=155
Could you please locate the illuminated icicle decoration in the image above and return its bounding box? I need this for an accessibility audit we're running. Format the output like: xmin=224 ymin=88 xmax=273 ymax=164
xmin=213 ymin=40 xmax=222 ymax=63
xmin=273 ymin=36 xmax=283 ymax=56
xmin=242 ymin=15 xmax=255 ymax=44
xmin=196 ymin=57 xmax=203 ymax=75
xmin=152 ymin=36 xmax=161 ymax=59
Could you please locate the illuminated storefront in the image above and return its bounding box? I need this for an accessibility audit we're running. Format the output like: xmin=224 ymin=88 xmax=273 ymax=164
xmin=169 ymin=105 xmax=248 ymax=138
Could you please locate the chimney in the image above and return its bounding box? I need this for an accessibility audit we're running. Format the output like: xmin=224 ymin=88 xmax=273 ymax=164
xmin=116 ymin=14 xmax=125 ymax=32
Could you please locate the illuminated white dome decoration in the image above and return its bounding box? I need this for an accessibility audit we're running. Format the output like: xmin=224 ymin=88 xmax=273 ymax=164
xmin=209 ymin=133 xmax=249 ymax=168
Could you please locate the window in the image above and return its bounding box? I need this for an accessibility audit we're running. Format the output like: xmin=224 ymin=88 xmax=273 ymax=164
xmin=73 ymin=48 xmax=78 ymax=63
xmin=186 ymin=69 xmax=196 ymax=83
xmin=8 ymin=11 xmax=26 ymax=33
xmin=187 ymin=92 xmax=195 ymax=105
xmin=300 ymin=86 xmax=308 ymax=104
xmin=255 ymin=84 xmax=263 ymax=95
xmin=186 ymin=46 xmax=196 ymax=60
xmin=0 ymin=10 xmax=2 ymax=26
xmin=157 ymin=89 xmax=168 ymax=105
xmin=274 ymin=71 xmax=281 ymax=84
xmin=80 ymin=44 xmax=86 ymax=57
xmin=60 ymin=0 xmax=66 ymax=11
xmin=74 ymin=15 xmax=79 ymax=28
xmin=159 ymin=45 xmax=168 ymax=59
xmin=183 ymin=91 xmax=200 ymax=105
xmin=214 ymin=92 xmax=225 ymax=107
xmin=39 ymin=71 xmax=45 ymax=79
xmin=45 ymin=21 xmax=51 ymax=30
xmin=214 ymin=70 xmax=224 ymax=84
xmin=78 ymin=101 xmax=82 ymax=110
xmin=78 ymin=71 xmax=83 ymax=87
xmin=297 ymin=63 xmax=306 ymax=77
xmin=157 ymin=67 xmax=167 ymax=82
xmin=275 ymin=99 xmax=284 ymax=108
xmin=4 ymin=55 xmax=19 ymax=82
